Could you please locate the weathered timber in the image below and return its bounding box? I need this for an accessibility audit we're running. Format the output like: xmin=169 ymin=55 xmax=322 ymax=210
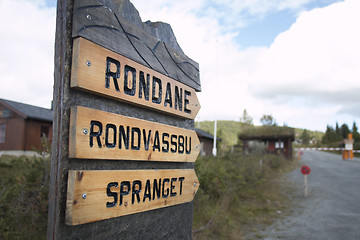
xmin=69 ymin=106 xmax=200 ymax=162
xmin=65 ymin=169 xmax=200 ymax=225
xmin=72 ymin=0 xmax=201 ymax=91
xmin=47 ymin=0 xmax=200 ymax=239
xmin=71 ymin=37 xmax=201 ymax=119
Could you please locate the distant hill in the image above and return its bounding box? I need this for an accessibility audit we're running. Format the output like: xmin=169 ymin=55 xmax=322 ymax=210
xmin=294 ymin=128 xmax=324 ymax=144
xmin=196 ymin=120 xmax=324 ymax=146
xmin=196 ymin=121 xmax=243 ymax=146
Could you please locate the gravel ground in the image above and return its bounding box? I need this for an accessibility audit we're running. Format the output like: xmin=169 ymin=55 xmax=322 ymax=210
xmin=248 ymin=151 xmax=360 ymax=240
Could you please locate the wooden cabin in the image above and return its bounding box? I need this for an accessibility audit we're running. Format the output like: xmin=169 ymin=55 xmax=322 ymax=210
xmin=0 ymin=98 xmax=53 ymax=154
xmin=195 ymin=128 xmax=218 ymax=156
xmin=239 ymin=126 xmax=295 ymax=159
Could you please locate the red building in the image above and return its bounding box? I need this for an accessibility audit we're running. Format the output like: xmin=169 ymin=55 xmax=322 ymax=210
xmin=0 ymin=99 xmax=53 ymax=154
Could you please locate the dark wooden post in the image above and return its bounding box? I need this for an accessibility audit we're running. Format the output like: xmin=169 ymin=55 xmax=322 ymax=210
xmin=47 ymin=0 xmax=201 ymax=239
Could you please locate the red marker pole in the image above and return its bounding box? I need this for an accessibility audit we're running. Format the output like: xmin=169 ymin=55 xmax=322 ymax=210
xmin=301 ymin=166 xmax=311 ymax=197
xmin=304 ymin=174 xmax=308 ymax=197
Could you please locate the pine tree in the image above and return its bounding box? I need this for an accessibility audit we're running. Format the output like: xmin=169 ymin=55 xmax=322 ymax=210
xmin=352 ymin=122 xmax=360 ymax=141
xmin=341 ymin=123 xmax=350 ymax=139
xmin=322 ymin=125 xmax=335 ymax=143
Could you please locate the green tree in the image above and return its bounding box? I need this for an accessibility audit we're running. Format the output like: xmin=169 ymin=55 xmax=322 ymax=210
xmin=335 ymin=122 xmax=341 ymax=136
xmin=352 ymin=122 xmax=360 ymax=141
xmin=322 ymin=125 xmax=338 ymax=143
xmin=239 ymin=109 xmax=253 ymax=125
xmin=341 ymin=123 xmax=350 ymax=139
xmin=260 ymin=114 xmax=276 ymax=126
xmin=300 ymin=129 xmax=311 ymax=145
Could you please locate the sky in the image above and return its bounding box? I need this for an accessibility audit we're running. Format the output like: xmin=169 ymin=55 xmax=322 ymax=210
xmin=1 ymin=0 xmax=359 ymax=132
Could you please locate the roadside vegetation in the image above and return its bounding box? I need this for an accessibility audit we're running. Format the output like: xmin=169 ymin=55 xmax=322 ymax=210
xmin=192 ymin=152 xmax=298 ymax=239
xmin=0 ymin=151 xmax=297 ymax=240
xmin=0 ymin=154 xmax=50 ymax=240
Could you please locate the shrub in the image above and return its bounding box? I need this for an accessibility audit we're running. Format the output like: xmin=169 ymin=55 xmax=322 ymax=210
xmin=0 ymin=155 xmax=50 ymax=240
xmin=193 ymin=152 xmax=294 ymax=239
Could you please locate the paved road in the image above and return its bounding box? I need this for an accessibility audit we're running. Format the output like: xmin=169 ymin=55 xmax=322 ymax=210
xmin=258 ymin=151 xmax=360 ymax=240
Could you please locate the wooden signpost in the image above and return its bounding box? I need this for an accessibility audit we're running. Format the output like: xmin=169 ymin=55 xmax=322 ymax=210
xmin=48 ymin=0 xmax=201 ymax=239
xmin=69 ymin=106 xmax=200 ymax=162
xmin=66 ymin=169 xmax=199 ymax=225
xmin=71 ymin=37 xmax=200 ymax=119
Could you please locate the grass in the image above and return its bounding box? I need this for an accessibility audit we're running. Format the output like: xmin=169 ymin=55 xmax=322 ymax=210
xmin=192 ymin=152 xmax=298 ymax=239
xmin=0 ymin=151 xmax=297 ymax=239
xmin=0 ymin=155 xmax=50 ymax=240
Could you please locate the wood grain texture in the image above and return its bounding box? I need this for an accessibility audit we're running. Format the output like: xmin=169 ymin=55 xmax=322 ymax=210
xmin=65 ymin=169 xmax=200 ymax=225
xmin=72 ymin=0 xmax=201 ymax=91
xmin=71 ymin=37 xmax=200 ymax=119
xmin=49 ymin=0 xmax=199 ymax=238
xmin=69 ymin=106 xmax=201 ymax=162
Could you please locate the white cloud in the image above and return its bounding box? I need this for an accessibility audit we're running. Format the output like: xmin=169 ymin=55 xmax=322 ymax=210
xmin=248 ymin=0 xmax=360 ymax=107
xmin=1 ymin=0 xmax=358 ymax=131
xmin=0 ymin=0 xmax=55 ymax=108
xmin=132 ymin=0 xmax=360 ymax=131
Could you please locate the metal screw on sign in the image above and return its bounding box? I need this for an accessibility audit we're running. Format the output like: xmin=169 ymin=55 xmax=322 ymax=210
xmin=86 ymin=61 xmax=91 ymax=67
xmin=86 ymin=14 xmax=91 ymax=20
xmin=194 ymin=182 xmax=197 ymax=186
xmin=82 ymin=193 xmax=87 ymax=199
xmin=83 ymin=129 xmax=88 ymax=135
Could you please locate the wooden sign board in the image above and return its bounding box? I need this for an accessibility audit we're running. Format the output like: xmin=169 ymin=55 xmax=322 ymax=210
xmin=69 ymin=106 xmax=201 ymax=162
xmin=65 ymin=169 xmax=199 ymax=225
xmin=71 ymin=37 xmax=200 ymax=119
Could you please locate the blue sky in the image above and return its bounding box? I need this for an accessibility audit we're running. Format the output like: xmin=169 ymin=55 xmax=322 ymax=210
xmin=1 ymin=0 xmax=359 ymax=132
xmin=196 ymin=0 xmax=343 ymax=48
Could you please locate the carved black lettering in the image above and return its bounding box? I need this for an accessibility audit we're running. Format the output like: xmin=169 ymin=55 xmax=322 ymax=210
xmin=174 ymin=86 xmax=182 ymax=111
xmin=162 ymin=133 xmax=169 ymax=152
xmin=162 ymin=178 xmax=170 ymax=198
xmin=124 ymin=65 xmax=136 ymax=96
xmin=153 ymin=131 xmax=160 ymax=152
xmin=143 ymin=129 xmax=151 ymax=151
xmin=106 ymin=182 xmax=118 ymax=208
xmin=152 ymin=76 xmax=162 ymax=104
xmin=131 ymin=127 xmax=141 ymax=150
xmin=132 ymin=180 xmax=142 ymax=204
xmin=179 ymin=177 xmax=185 ymax=195
xmin=105 ymin=57 xmax=120 ymax=91
xmin=119 ymin=181 xmax=130 ymax=206
xmin=89 ymin=120 xmax=102 ymax=148
xmin=184 ymin=90 xmax=191 ymax=114
xmin=119 ymin=125 xmax=130 ymax=149
xmin=171 ymin=135 xmax=177 ymax=153
xmin=153 ymin=179 xmax=161 ymax=200
xmin=178 ymin=135 xmax=184 ymax=154
xmin=185 ymin=136 xmax=191 ymax=154
xmin=164 ymin=82 xmax=172 ymax=108
xmin=105 ymin=123 xmax=116 ymax=148
xmin=139 ymin=71 xmax=150 ymax=101
xmin=170 ymin=178 xmax=177 ymax=197
xmin=143 ymin=179 xmax=151 ymax=202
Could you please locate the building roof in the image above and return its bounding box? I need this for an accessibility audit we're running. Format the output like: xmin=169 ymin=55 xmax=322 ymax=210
xmin=0 ymin=98 xmax=53 ymax=122
xmin=239 ymin=126 xmax=295 ymax=141
xmin=195 ymin=128 xmax=222 ymax=141
xmin=195 ymin=128 xmax=214 ymax=139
